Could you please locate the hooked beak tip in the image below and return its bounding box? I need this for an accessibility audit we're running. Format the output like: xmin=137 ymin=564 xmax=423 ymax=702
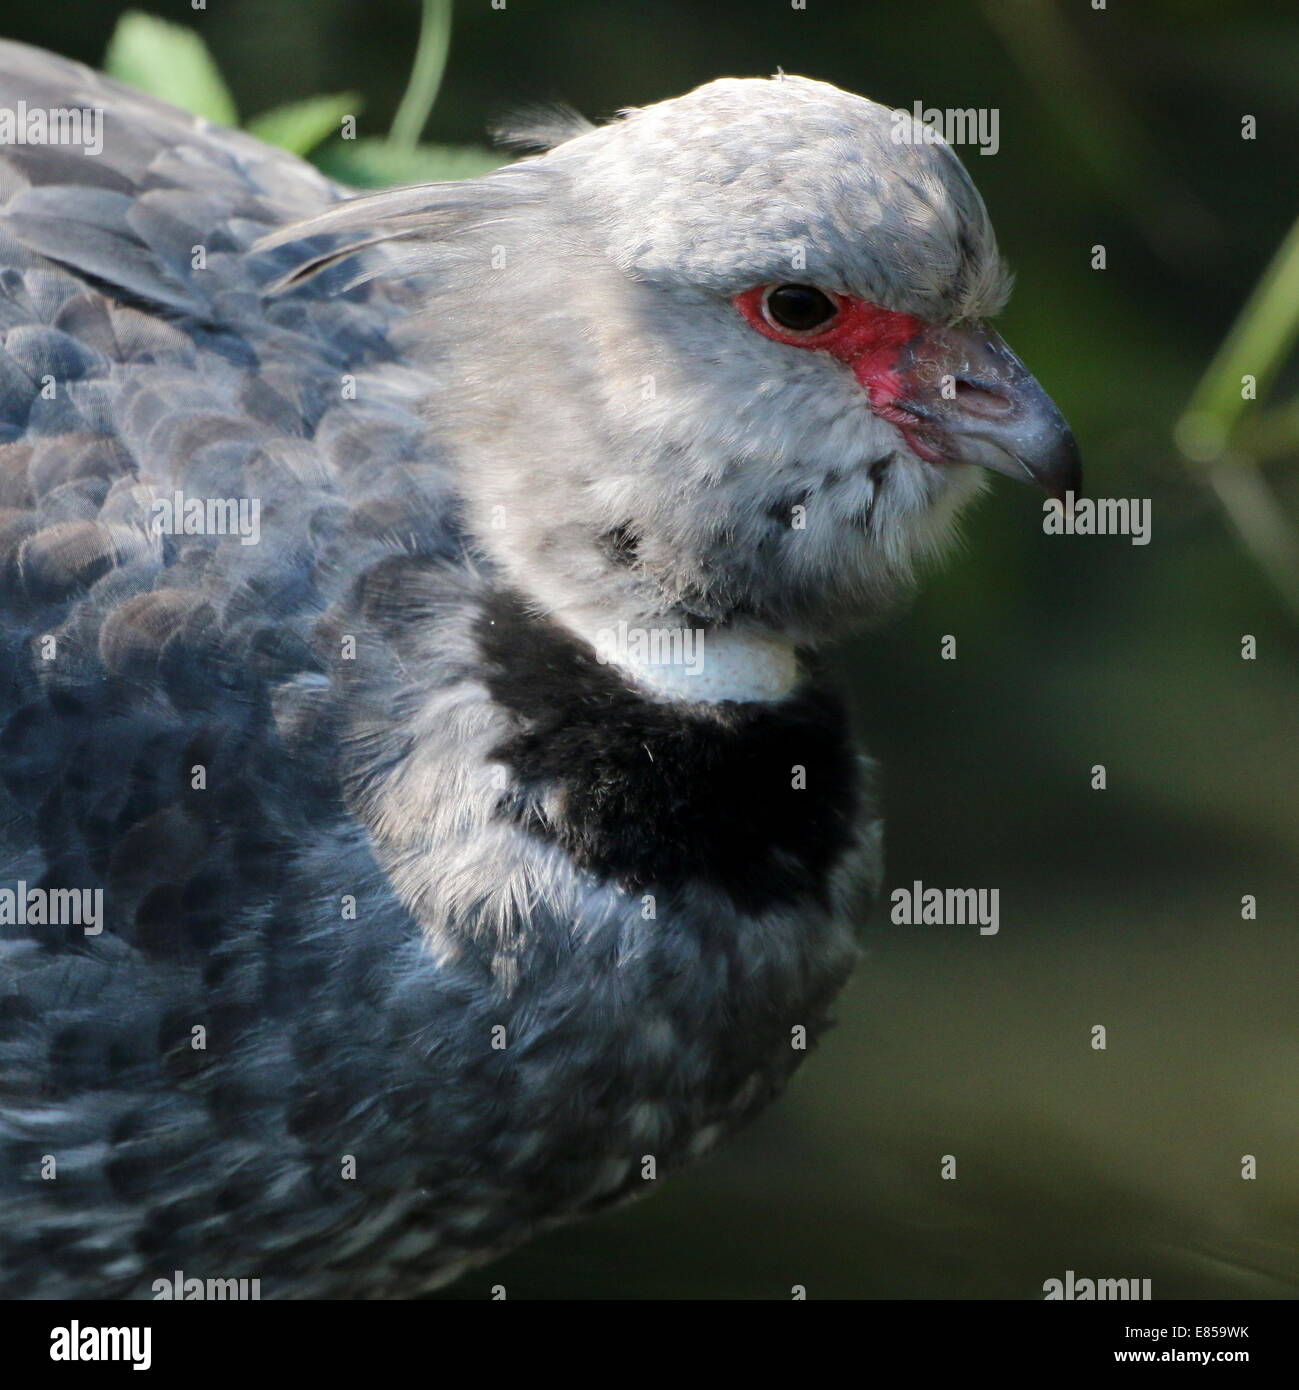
xmin=882 ymin=320 xmax=1083 ymax=503
xmin=1020 ymin=431 xmax=1083 ymax=503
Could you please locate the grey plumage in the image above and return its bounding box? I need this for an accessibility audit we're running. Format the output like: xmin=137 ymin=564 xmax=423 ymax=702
xmin=0 ymin=43 xmax=1072 ymax=1298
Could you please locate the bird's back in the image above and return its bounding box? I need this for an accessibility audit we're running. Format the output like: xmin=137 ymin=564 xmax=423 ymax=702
xmin=0 ymin=43 xmax=481 ymax=1297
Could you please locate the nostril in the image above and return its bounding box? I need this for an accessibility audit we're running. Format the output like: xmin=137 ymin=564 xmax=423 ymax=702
xmin=954 ymin=379 xmax=1013 ymax=418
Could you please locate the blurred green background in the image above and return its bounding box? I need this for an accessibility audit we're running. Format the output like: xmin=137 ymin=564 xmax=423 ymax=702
xmin=10 ymin=0 xmax=1297 ymax=1298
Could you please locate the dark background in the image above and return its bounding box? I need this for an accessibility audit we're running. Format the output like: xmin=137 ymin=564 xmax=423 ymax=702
xmin=9 ymin=0 xmax=1297 ymax=1297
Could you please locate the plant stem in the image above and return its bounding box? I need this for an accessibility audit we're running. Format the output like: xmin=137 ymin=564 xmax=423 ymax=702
xmin=1207 ymin=462 xmax=1299 ymax=619
xmin=1172 ymin=209 xmax=1299 ymax=617
xmin=390 ymin=0 xmax=453 ymax=149
xmin=1177 ymin=210 xmax=1299 ymax=463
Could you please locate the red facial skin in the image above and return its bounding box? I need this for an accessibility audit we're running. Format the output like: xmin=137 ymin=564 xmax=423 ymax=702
xmin=732 ymin=286 xmax=942 ymax=462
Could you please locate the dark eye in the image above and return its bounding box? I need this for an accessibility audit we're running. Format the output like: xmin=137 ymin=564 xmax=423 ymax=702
xmin=763 ymin=284 xmax=839 ymax=333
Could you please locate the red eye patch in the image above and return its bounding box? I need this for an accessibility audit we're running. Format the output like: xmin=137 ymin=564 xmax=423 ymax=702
xmin=732 ymin=285 xmax=925 ymax=427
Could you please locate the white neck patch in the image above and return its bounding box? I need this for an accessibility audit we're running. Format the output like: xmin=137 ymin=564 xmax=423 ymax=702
xmin=566 ymin=616 xmax=801 ymax=705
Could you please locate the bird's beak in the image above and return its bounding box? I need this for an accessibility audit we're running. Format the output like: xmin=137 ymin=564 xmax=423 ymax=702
xmin=869 ymin=320 xmax=1082 ymax=500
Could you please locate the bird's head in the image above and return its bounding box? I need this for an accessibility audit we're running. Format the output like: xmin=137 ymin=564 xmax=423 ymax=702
xmin=268 ymin=75 xmax=1080 ymax=676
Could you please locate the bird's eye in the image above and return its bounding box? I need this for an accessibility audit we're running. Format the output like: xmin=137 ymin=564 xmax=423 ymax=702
xmin=763 ymin=284 xmax=839 ymax=333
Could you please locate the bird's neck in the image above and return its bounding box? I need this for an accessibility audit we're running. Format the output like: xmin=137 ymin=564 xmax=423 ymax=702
xmin=553 ymin=610 xmax=801 ymax=705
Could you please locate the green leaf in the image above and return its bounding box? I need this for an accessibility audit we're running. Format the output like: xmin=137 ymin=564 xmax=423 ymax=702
xmin=103 ymin=10 xmax=237 ymax=126
xmin=247 ymin=94 xmax=362 ymax=157
xmin=313 ymin=139 xmax=502 ymax=189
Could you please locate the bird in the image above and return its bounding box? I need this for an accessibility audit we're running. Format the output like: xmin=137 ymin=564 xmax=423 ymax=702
xmin=0 ymin=41 xmax=1079 ymax=1298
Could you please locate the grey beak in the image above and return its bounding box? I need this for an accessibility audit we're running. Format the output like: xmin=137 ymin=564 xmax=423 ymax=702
xmin=888 ymin=321 xmax=1082 ymax=501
